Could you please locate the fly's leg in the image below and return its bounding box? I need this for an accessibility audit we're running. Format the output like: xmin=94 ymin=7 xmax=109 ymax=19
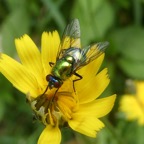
xmin=73 ymin=72 xmax=82 ymax=93
xmin=47 ymin=88 xmax=59 ymax=108
xmin=41 ymin=85 xmax=49 ymax=96
xmin=33 ymin=85 xmax=49 ymax=101
xmin=49 ymin=62 xmax=54 ymax=67
xmin=52 ymin=88 xmax=59 ymax=102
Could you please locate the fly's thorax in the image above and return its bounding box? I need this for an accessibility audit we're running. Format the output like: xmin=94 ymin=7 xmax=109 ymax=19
xmin=51 ymin=55 xmax=75 ymax=81
xmin=63 ymin=48 xmax=82 ymax=63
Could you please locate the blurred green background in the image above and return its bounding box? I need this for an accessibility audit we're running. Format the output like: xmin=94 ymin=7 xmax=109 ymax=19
xmin=0 ymin=0 xmax=144 ymax=144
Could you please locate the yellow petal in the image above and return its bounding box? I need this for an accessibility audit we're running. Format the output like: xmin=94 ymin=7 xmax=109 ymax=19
xmin=77 ymin=53 xmax=105 ymax=79
xmin=73 ymin=54 xmax=104 ymax=91
xmin=120 ymin=95 xmax=144 ymax=125
xmin=136 ymin=81 xmax=144 ymax=105
xmin=77 ymin=68 xmax=110 ymax=104
xmin=75 ymin=95 xmax=116 ymax=118
xmin=41 ymin=31 xmax=60 ymax=75
xmin=68 ymin=95 xmax=116 ymax=137
xmin=58 ymin=79 xmax=74 ymax=92
xmin=38 ymin=125 xmax=61 ymax=144
xmin=68 ymin=116 xmax=104 ymax=137
xmin=15 ymin=35 xmax=44 ymax=87
xmin=0 ymin=53 xmax=40 ymax=97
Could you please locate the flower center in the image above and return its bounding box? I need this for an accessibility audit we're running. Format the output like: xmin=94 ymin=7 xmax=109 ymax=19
xmin=27 ymin=89 xmax=77 ymax=127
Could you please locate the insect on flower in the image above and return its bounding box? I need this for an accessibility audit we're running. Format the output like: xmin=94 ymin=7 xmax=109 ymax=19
xmin=43 ymin=19 xmax=109 ymax=95
xmin=0 ymin=17 xmax=116 ymax=144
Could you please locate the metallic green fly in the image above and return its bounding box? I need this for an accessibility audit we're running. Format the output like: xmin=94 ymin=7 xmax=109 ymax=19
xmin=43 ymin=19 xmax=109 ymax=94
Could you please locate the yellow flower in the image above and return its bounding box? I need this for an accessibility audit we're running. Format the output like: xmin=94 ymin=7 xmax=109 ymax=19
xmin=0 ymin=31 xmax=116 ymax=144
xmin=119 ymin=81 xmax=144 ymax=125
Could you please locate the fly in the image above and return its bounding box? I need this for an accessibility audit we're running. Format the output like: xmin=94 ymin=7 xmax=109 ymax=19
xmin=42 ymin=19 xmax=109 ymax=95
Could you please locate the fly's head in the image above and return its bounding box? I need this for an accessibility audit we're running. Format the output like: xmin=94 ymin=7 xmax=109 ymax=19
xmin=46 ymin=74 xmax=63 ymax=89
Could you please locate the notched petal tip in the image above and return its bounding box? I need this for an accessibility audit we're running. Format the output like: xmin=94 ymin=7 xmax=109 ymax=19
xmin=15 ymin=34 xmax=29 ymax=47
xmin=68 ymin=116 xmax=104 ymax=138
xmin=105 ymin=68 xmax=109 ymax=78
xmin=77 ymin=67 xmax=111 ymax=104
xmin=42 ymin=31 xmax=49 ymax=37
xmin=15 ymin=34 xmax=28 ymax=41
xmin=52 ymin=30 xmax=59 ymax=35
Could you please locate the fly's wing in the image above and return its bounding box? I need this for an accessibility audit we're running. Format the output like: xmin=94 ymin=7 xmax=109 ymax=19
xmin=74 ymin=41 xmax=109 ymax=71
xmin=56 ymin=19 xmax=81 ymax=60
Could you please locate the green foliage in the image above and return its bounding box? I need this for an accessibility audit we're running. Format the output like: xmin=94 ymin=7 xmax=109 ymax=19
xmin=1 ymin=8 xmax=30 ymax=56
xmin=0 ymin=0 xmax=144 ymax=143
xmin=110 ymin=26 xmax=144 ymax=79
xmin=71 ymin=0 xmax=114 ymax=45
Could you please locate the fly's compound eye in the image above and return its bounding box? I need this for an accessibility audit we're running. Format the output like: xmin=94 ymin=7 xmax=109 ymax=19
xmin=53 ymin=78 xmax=63 ymax=88
xmin=46 ymin=74 xmax=53 ymax=82
xmin=53 ymin=80 xmax=61 ymax=88
xmin=46 ymin=75 xmax=62 ymax=89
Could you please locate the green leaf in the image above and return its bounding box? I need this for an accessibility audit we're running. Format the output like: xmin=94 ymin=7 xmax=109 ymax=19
xmin=0 ymin=100 xmax=5 ymax=121
xmin=115 ymin=0 xmax=130 ymax=9
xmin=109 ymin=26 xmax=144 ymax=79
xmin=5 ymin=0 xmax=27 ymax=11
xmin=137 ymin=126 xmax=144 ymax=144
xmin=71 ymin=0 xmax=114 ymax=45
xmin=1 ymin=9 xmax=30 ymax=56
xmin=118 ymin=57 xmax=144 ymax=79
xmin=41 ymin=0 xmax=66 ymax=31
xmin=110 ymin=26 xmax=144 ymax=61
